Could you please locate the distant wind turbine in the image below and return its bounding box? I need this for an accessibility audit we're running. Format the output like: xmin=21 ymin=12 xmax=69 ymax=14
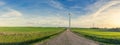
xmin=68 ymin=13 xmax=71 ymax=30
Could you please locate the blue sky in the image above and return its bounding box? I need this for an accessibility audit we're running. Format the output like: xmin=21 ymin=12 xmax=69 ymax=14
xmin=1 ymin=0 xmax=99 ymax=17
xmin=0 ymin=0 xmax=120 ymax=28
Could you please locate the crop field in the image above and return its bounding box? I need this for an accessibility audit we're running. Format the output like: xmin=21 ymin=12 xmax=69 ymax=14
xmin=0 ymin=27 xmax=64 ymax=45
xmin=72 ymin=28 xmax=120 ymax=45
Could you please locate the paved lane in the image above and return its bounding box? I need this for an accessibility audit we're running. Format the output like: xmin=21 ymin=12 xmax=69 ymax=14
xmin=37 ymin=29 xmax=99 ymax=45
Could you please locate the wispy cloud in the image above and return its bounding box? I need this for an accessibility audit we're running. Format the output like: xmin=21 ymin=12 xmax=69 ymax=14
xmin=93 ymin=0 xmax=120 ymax=17
xmin=72 ymin=0 xmax=120 ymax=28
xmin=0 ymin=8 xmax=22 ymax=17
xmin=67 ymin=0 xmax=73 ymax=2
xmin=70 ymin=5 xmax=83 ymax=9
xmin=0 ymin=1 xmax=5 ymax=6
xmin=0 ymin=15 xmax=68 ymax=27
xmin=84 ymin=0 xmax=109 ymax=14
xmin=0 ymin=0 xmax=120 ymax=28
xmin=48 ymin=0 xmax=65 ymax=10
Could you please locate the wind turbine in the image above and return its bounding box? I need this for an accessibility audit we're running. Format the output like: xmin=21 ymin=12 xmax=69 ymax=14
xmin=68 ymin=13 xmax=71 ymax=30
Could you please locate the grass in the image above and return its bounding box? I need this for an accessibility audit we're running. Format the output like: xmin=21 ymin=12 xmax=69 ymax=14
xmin=0 ymin=27 xmax=64 ymax=45
xmin=72 ymin=28 xmax=120 ymax=45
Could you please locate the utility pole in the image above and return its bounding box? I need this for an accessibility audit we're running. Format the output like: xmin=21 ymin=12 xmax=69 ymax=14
xmin=68 ymin=13 xmax=71 ymax=30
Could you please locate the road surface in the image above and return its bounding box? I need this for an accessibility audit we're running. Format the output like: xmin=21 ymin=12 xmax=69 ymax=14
xmin=37 ymin=29 xmax=99 ymax=45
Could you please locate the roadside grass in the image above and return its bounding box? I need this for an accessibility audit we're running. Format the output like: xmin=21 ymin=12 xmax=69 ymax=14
xmin=0 ymin=27 xmax=64 ymax=45
xmin=72 ymin=28 xmax=120 ymax=45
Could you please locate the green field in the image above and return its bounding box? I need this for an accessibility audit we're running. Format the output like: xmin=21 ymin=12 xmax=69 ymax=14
xmin=72 ymin=28 xmax=120 ymax=45
xmin=0 ymin=27 xmax=64 ymax=45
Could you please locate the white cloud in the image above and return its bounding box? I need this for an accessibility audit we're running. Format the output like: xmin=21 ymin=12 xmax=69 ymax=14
xmin=71 ymin=0 xmax=120 ymax=28
xmin=67 ymin=0 xmax=73 ymax=1
xmin=85 ymin=0 xmax=109 ymax=14
xmin=0 ymin=8 xmax=23 ymax=26
xmin=48 ymin=0 xmax=64 ymax=10
xmin=0 ymin=8 xmax=22 ymax=17
xmin=93 ymin=0 xmax=120 ymax=17
xmin=0 ymin=0 xmax=120 ymax=28
xmin=70 ymin=5 xmax=83 ymax=9
xmin=0 ymin=1 xmax=5 ymax=6
xmin=24 ymin=15 xmax=68 ymax=27
xmin=0 ymin=15 xmax=68 ymax=27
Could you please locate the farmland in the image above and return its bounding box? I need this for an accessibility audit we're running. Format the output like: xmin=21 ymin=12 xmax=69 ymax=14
xmin=72 ymin=28 xmax=120 ymax=45
xmin=0 ymin=27 xmax=64 ymax=45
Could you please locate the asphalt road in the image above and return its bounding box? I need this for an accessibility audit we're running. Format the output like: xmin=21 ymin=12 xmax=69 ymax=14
xmin=37 ymin=29 xmax=99 ymax=45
